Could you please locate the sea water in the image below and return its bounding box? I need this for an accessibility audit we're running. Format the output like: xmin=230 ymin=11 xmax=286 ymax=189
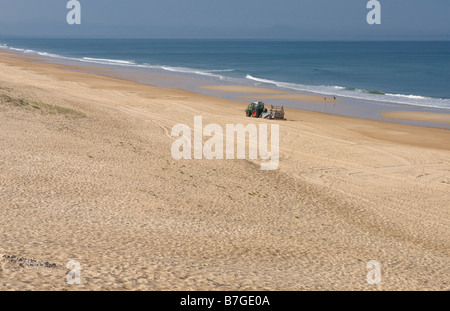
xmin=1 ymin=38 xmax=450 ymax=113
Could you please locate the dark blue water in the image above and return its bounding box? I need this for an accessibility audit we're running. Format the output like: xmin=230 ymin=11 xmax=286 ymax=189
xmin=1 ymin=38 xmax=450 ymax=109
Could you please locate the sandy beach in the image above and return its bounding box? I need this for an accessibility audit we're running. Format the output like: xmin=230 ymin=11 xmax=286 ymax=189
xmin=382 ymin=111 xmax=450 ymax=124
xmin=0 ymin=50 xmax=449 ymax=291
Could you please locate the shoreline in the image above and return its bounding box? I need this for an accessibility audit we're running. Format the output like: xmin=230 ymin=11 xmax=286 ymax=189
xmin=1 ymin=49 xmax=449 ymax=151
xmin=1 ymin=47 xmax=449 ymax=129
xmin=1 ymin=48 xmax=449 ymax=290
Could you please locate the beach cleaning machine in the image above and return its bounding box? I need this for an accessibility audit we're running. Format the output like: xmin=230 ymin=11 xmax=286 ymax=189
xmin=245 ymin=101 xmax=285 ymax=119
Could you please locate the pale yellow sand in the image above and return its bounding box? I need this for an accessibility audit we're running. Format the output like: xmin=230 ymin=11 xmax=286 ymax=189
xmin=382 ymin=111 xmax=450 ymax=124
xmin=0 ymin=51 xmax=449 ymax=291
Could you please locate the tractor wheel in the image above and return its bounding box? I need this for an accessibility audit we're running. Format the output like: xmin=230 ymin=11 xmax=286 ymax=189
xmin=246 ymin=110 xmax=251 ymax=117
xmin=252 ymin=110 xmax=257 ymax=117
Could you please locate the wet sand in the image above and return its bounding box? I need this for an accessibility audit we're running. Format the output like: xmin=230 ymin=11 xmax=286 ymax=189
xmin=201 ymin=85 xmax=333 ymax=102
xmin=382 ymin=111 xmax=450 ymax=124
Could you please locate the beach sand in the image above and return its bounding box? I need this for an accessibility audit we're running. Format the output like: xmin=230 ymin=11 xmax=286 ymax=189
xmin=0 ymin=51 xmax=449 ymax=290
xmin=382 ymin=111 xmax=450 ymax=124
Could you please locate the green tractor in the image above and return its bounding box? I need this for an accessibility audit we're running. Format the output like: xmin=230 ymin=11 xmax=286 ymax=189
xmin=245 ymin=101 xmax=265 ymax=118
xmin=245 ymin=101 xmax=285 ymax=119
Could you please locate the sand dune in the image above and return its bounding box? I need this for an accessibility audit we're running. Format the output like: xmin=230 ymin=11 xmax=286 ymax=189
xmin=0 ymin=51 xmax=449 ymax=290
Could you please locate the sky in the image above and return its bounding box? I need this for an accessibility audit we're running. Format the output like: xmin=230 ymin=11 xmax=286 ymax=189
xmin=0 ymin=0 xmax=449 ymax=40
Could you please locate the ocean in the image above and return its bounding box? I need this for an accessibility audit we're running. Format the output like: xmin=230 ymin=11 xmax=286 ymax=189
xmin=1 ymin=38 xmax=450 ymax=111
